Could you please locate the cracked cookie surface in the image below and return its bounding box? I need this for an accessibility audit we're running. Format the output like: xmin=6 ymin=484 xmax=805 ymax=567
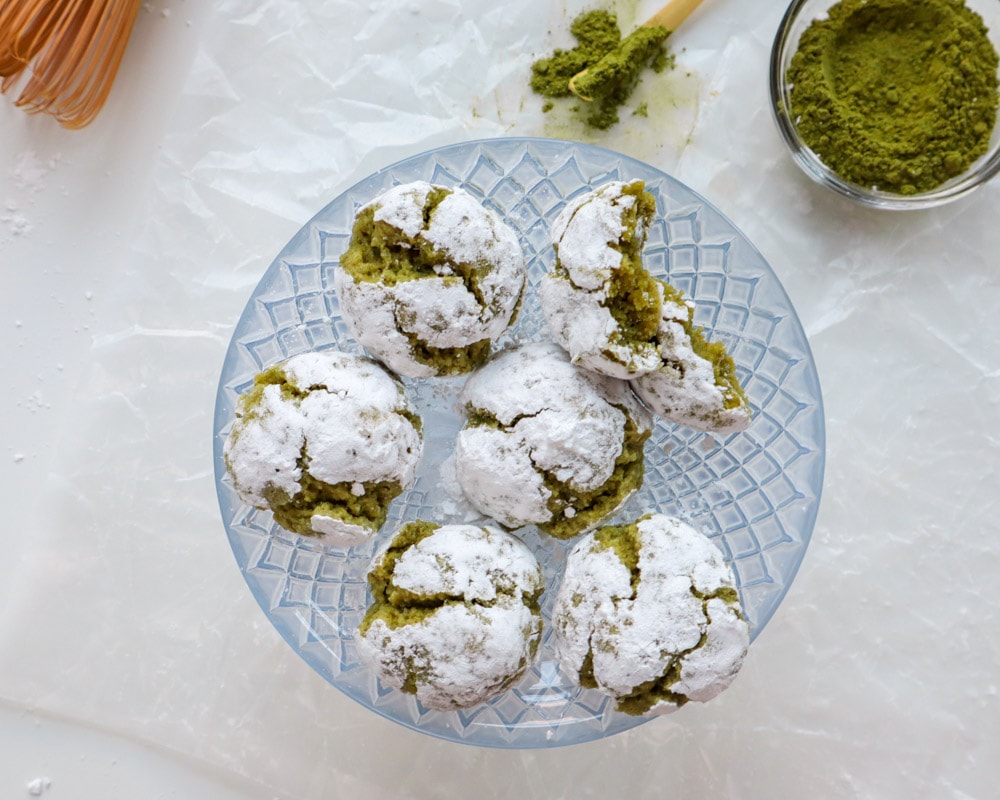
xmin=631 ymin=279 xmax=752 ymax=434
xmin=552 ymin=513 xmax=750 ymax=716
xmin=540 ymin=180 xmax=663 ymax=379
xmin=356 ymin=521 xmax=544 ymax=710
xmin=335 ymin=181 xmax=526 ymax=378
xmin=455 ymin=341 xmax=652 ymax=539
xmin=540 ymin=180 xmax=751 ymax=433
xmin=223 ymin=351 xmax=423 ymax=545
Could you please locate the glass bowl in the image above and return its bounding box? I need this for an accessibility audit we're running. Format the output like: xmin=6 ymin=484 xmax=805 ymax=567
xmin=769 ymin=0 xmax=1000 ymax=209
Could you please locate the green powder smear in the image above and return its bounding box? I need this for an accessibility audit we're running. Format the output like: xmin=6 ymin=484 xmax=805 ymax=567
xmin=531 ymin=10 xmax=622 ymax=97
xmin=531 ymin=10 xmax=672 ymax=129
xmin=786 ymin=0 xmax=1000 ymax=194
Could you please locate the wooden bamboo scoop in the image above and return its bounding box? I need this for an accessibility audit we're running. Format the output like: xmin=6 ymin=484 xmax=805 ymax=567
xmin=569 ymin=0 xmax=706 ymax=101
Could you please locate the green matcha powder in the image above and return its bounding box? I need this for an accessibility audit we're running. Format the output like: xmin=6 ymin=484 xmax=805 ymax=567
xmin=530 ymin=10 xmax=671 ymax=130
xmin=787 ymin=0 xmax=999 ymax=194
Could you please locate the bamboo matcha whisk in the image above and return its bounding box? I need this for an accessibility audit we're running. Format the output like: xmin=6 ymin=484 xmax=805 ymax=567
xmin=0 ymin=0 xmax=142 ymax=129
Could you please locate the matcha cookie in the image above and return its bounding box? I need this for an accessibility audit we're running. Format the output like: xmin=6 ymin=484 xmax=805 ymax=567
xmin=223 ymin=351 xmax=423 ymax=545
xmin=631 ymin=280 xmax=751 ymax=434
xmin=455 ymin=341 xmax=652 ymax=539
xmin=552 ymin=513 xmax=750 ymax=716
xmin=335 ymin=181 xmax=526 ymax=378
xmin=540 ymin=180 xmax=663 ymax=379
xmin=356 ymin=521 xmax=544 ymax=710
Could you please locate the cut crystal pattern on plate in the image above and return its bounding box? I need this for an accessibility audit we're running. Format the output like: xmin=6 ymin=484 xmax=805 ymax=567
xmin=213 ymin=138 xmax=825 ymax=749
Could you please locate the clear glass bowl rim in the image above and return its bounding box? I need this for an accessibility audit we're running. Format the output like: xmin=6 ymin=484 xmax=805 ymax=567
xmin=768 ymin=0 xmax=1000 ymax=209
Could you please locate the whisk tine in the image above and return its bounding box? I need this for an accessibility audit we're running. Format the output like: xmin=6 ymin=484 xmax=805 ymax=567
xmin=0 ymin=0 xmax=65 ymax=78
xmin=0 ymin=0 xmax=142 ymax=128
xmin=63 ymin=0 xmax=138 ymax=127
xmin=24 ymin=0 xmax=104 ymax=112
xmin=9 ymin=0 xmax=87 ymax=100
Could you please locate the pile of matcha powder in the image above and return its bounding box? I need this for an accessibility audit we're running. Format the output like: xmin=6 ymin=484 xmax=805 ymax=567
xmin=530 ymin=9 xmax=672 ymax=130
xmin=787 ymin=0 xmax=1000 ymax=194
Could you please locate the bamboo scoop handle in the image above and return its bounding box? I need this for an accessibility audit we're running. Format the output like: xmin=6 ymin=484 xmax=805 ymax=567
xmin=567 ymin=0 xmax=705 ymax=100
xmin=644 ymin=0 xmax=705 ymax=31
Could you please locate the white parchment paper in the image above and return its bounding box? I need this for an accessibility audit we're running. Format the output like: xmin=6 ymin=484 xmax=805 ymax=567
xmin=2 ymin=0 xmax=1000 ymax=796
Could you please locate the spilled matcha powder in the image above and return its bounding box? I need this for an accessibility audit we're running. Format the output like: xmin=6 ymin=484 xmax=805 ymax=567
xmin=787 ymin=0 xmax=1000 ymax=194
xmin=531 ymin=9 xmax=672 ymax=129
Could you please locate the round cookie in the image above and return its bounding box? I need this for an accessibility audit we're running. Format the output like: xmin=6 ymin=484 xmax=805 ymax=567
xmin=551 ymin=513 xmax=750 ymax=716
xmin=335 ymin=180 xmax=526 ymax=378
xmin=630 ymin=279 xmax=752 ymax=434
xmin=455 ymin=341 xmax=653 ymax=539
xmin=540 ymin=180 xmax=663 ymax=379
xmin=223 ymin=351 xmax=423 ymax=545
xmin=355 ymin=521 xmax=544 ymax=710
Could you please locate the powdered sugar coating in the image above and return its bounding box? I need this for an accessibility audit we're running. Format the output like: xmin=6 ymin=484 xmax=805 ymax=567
xmin=541 ymin=181 xmax=661 ymax=379
xmin=223 ymin=351 xmax=423 ymax=545
xmin=631 ymin=292 xmax=752 ymax=434
xmin=552 ymin=514 xmax=750 ymax=716
xmin=454 ymin=341 xmax=652 ymax=533
xmin=335 ymin=181 xmax=525 ymax=378
xmin=550 ymin=182 xmax=637 ymax=291
xmin=356 ymin=524 xmax=543 ymax=710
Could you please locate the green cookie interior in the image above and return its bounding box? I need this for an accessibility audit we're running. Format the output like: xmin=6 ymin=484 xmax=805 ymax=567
xmin=554 ymin=180 xmax=663 ymax=366
xmin=656 ymin=280 xmax=749 ymax=412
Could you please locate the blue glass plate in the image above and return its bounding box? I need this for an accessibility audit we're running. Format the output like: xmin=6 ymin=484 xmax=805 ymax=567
xmin=213 ymin=137 xmax=825 ymax=748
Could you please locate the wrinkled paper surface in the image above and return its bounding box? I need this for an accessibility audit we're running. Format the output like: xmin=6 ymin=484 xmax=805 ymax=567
xmin=2 ymin=0 xmax=1000 ymax=796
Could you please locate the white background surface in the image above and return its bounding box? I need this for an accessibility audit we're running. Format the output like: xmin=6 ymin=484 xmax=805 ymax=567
xmin=2 ymin=0 xmax=999 ymax=797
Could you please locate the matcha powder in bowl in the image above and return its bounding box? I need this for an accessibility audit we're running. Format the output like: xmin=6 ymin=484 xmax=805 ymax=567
xmin=770 ymin=0 xmax=1000 ymax=208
